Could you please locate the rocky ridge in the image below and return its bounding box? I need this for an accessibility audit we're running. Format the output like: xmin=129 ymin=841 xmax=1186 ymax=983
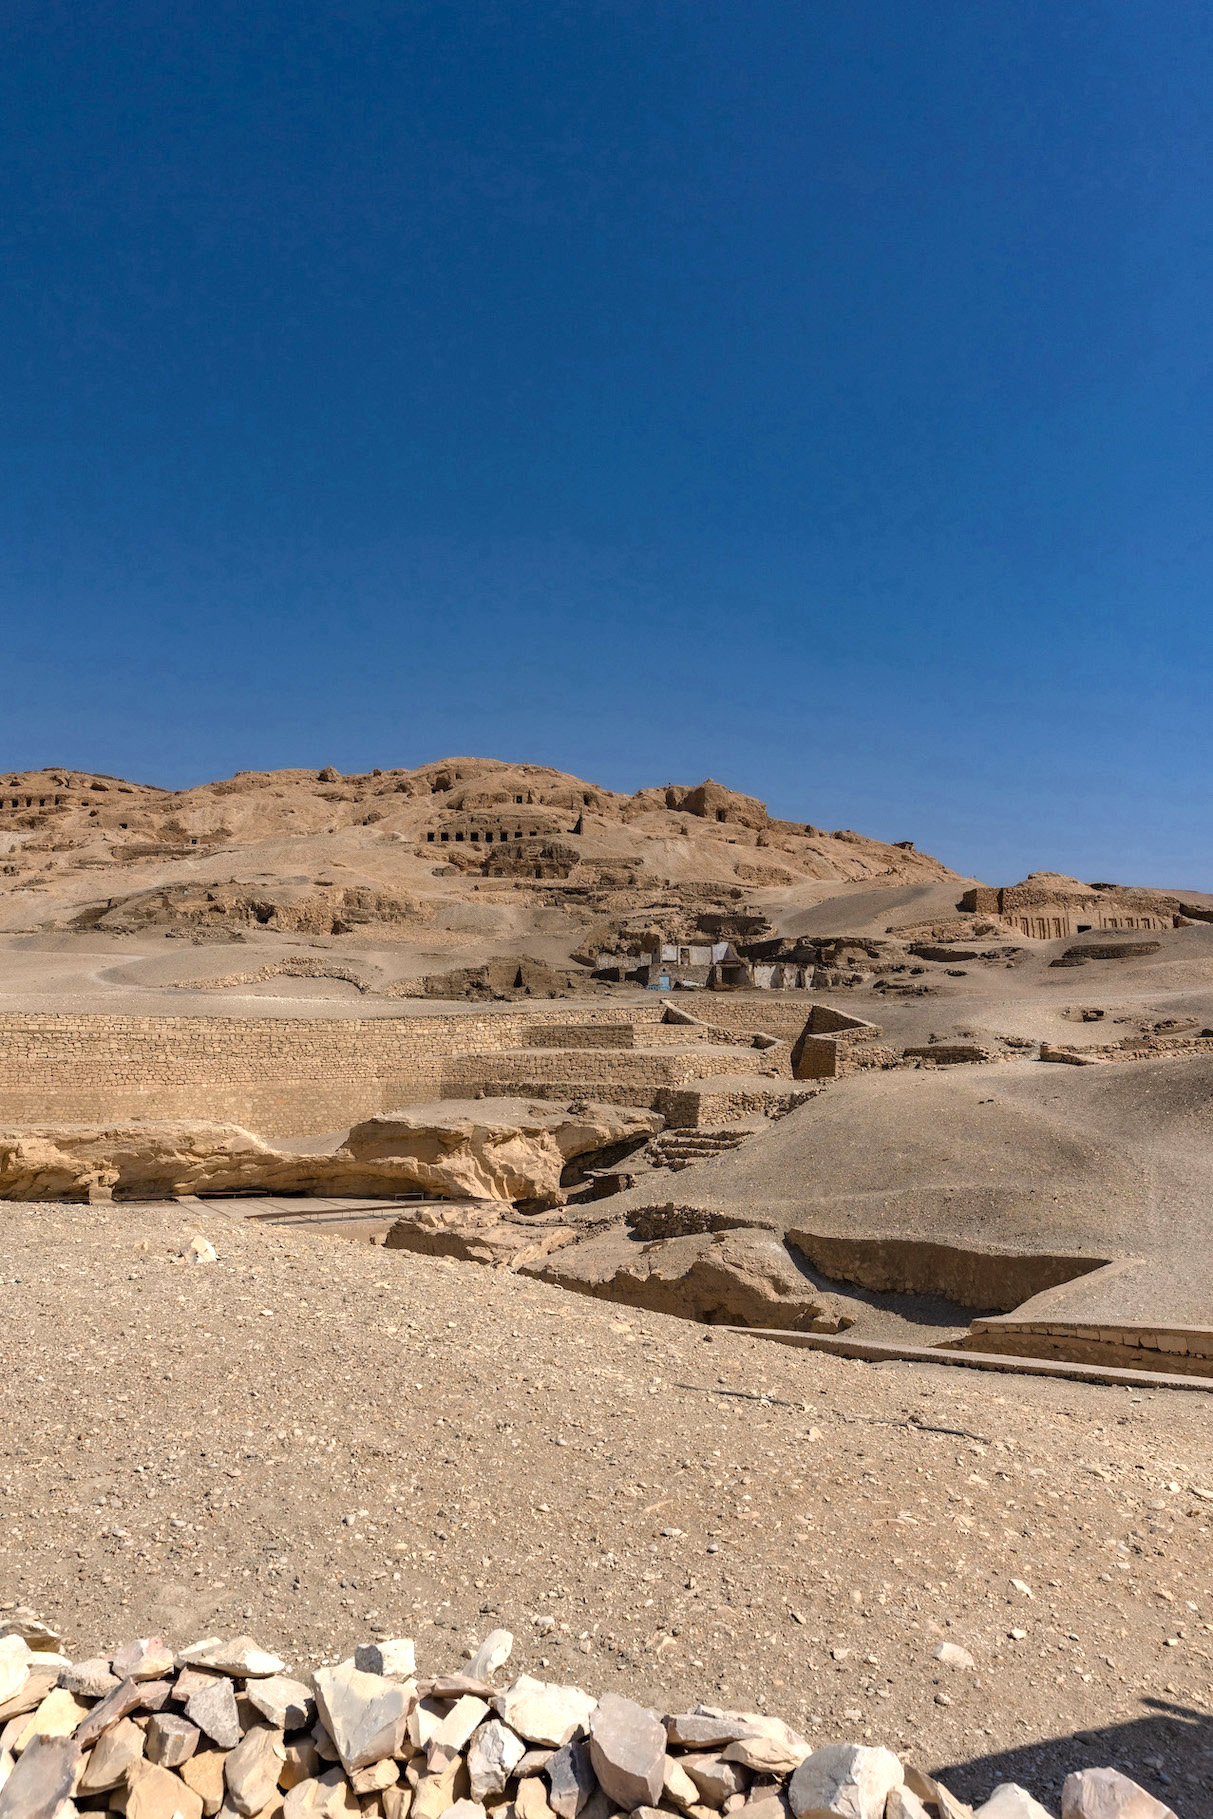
xmin=0 ymin=1617 xmax=1176 ymax=1819
xmin=0 ymin=760 xmax=956 ymax=944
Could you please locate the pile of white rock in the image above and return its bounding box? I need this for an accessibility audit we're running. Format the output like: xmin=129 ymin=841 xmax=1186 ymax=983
xmin=0 ymin=1616 xmax=1176 ymax=1819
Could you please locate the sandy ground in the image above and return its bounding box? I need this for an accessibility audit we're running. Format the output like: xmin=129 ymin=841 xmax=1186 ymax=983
xmin=1 ymin=915 xmax=1211 ymax=1029
xmin=1 ymin=1198 xmax=1211 ymax=1814
xmin=598 ymin=1050 xmax=1213 ymax=1333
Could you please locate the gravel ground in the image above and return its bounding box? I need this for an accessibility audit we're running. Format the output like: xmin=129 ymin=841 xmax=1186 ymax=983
xmin=1 ymin=1199 xmax=1211 ymax=1812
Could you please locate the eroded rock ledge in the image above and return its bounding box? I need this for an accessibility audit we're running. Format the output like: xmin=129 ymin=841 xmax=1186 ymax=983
xmin=0 ymin=1102 xmax=661 ymax=1208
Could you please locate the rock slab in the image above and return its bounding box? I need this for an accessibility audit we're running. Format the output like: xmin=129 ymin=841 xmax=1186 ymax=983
xmin=788 ymin=1744 xmax=903 ymax=1819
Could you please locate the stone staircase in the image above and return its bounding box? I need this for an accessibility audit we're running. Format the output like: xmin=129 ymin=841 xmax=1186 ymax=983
xmin=646 ymin=1127 xmax=752 ymax=1170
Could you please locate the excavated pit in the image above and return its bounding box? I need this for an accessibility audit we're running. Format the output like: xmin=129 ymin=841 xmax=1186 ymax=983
xmin=784 ymin=1229 xmax=1108 ymax=1313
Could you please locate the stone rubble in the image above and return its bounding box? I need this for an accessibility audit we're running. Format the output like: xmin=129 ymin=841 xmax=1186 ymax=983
xmin=0 ymin=1623 xmax=1180 ymax=1819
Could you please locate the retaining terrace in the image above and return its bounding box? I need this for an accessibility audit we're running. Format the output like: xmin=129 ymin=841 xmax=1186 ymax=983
xmin=0 ymin=1005 xmax=677 ymax=1136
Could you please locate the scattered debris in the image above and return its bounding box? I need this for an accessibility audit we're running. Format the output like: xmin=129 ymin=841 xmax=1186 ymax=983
xmin=0 ymin=1624 xmax=1173 ymax=1819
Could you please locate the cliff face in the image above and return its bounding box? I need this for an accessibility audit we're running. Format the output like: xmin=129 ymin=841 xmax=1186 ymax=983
xmin=0 ymin=757 xmax=958 ymax=936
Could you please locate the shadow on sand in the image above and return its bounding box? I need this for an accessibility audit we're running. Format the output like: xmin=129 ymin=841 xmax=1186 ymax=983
xmin=933 ymin=1695 xmax=1209 ymax=1810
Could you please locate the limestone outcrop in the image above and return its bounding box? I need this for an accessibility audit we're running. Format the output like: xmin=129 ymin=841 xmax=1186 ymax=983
xmin=342 ymin=1102 xmax=661 ymax=1204
xmin=525 ymin=1222 xmax=857 ymax=1331
xmin=0 ymin=1100 xmax=662 ymax=1206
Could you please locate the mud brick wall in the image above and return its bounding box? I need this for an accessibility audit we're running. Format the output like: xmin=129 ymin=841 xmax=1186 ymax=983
xmin=0 ymin=1006 xmax=667 ymax=1136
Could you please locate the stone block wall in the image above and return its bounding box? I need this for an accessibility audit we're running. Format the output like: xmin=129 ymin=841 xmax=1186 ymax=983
xmin=520 ymin=1023 xmax=637 ymax=1049
xmin=0 ymin=1005 xmax=669 ymax=1136
xmin=656 ymin=1081 xmax=814 ymax=1128
xmin=963 ymin=1315 xmax=1213 ymax=1379
xmin=440 ymin=1044 xmax=768 ymax=1103
xmin=680 ymin=994 xmax=812 ymax=1043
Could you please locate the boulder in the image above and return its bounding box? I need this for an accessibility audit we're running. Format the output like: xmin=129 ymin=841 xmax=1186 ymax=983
xmin=178 ymin=1640 xmax=287 ymax=1680
xmin=1061 ymin=1771 xmax=1175 ymax=1819
xmin=788 ymin=1744 xmax=903 ymax=1819
xmin=176 ymin=1670 xmax=226 ymax=1705
xmin=225 ymin=1727 xmax=288 ymax=1816
xmin=407 ymin=1701 xmax=447 ymax=1753
xmin=467 ymin=1721 xmax=526 ymax=1802
xmin=246 ymin=1680 xmax=314 ymax=1734
xmin=186 ymin=1681 xmax=242 ymax=1751
xmin=281 ymin=1741 xmax=320 ymax=1792
xmin=0 ymin=1617 xmax=59 ymax=1656
xmin=283 ymin=1770 xmax=360 ymax=1819
xmin=466 ymin=1634 xmax=514 ymax=1684
xmin=666 ymin=1716 xmax=769 ymax=1752
xmin=428 ymin=1698 xmax=490 ymax=1762
xmin=514 ymin=1781 xmax=557 ymax=1819
xmin=721 ymin=1719 xmax=810 ymax=1777
xmin=411 ymin=1756 xmax=469 ymax=1819
xmin=494 ymin=1680 xmax=596 ymax=1750
xmin=181 ymin=1749 xmax=231 ymax=1817
xmin=679 ymin=1756 xmax=748 ymax=1809
xmin=0 ymin=1734 xmax=79 ymax=1819
xmin=545 ymin=1738 xmax=597 ymax=1819
xmin=145 ymin=1714 xmax=201 ymax=1769
xmin=312 ymin=1664 xmax=410 ymax=1773
xmin=353 ymin=1645 xmax=415 ymax=1682
xmin=886 ymin=1791 xmax=932 ymax=1819
xmin=588 ymin=1697 xmax=664 ymax=1812
xmin=663 ymin=1760 xmax=700 ymax=1811
xmin=58 ymin=1662 xmax=118 ymax=1702
xmin=973 ymin=1791 xmax=1055 ymax=1819
xmin=738 ymin=1801 xmax=790 ymax=1819
xmin=126 ymin=1759 xmax=205 ymax=1819
xmin=9 ymin=1690 xmax=89 ymax=1754
xmin=350 ymin=1759 xmax=400 ymax=1796
xmin=0 ymin=1643 xmax=31 ymax=1710
xmin=422 ymin=1679 xmax=497 ymax=1702
xmin=75 ymin=1681 xmax=147 ymax=1749
xmin=78 ymin=1719 xmax=146 ymax=1793
xmin=0 ymin=1669 xmax=59 ymax=1727
xmin=111 ymin=1640 xmax=175 ymax=1684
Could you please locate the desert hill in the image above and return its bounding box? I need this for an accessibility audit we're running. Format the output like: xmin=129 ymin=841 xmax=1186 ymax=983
xmin=0 ymin=757 xmax=955 ymax=940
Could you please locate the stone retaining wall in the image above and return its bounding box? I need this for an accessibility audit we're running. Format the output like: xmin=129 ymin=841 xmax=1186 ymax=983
xmin=441 ymin=1046 xmax=774 ymax=1104
xmin=656 ymin=1081 xmax=815 ymax=1126
xmin=964 ymin=1314 xmax=1213 ymax=1378
xmin=0 ymin=1007 xmax=669 ymax=1136
xmin=675 ymin=993 xmax=810 ymax=1043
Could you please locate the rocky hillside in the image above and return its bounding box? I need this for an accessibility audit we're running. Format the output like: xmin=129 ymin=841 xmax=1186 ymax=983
xmin=0 ymin=759 xmax=957 ymax=941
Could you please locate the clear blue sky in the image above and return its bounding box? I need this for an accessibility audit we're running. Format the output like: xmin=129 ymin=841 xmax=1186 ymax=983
xmin=3 ymin=2 xmax=1211 ymax=886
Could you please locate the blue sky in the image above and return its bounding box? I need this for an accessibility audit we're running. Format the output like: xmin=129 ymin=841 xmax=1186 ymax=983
xmin=3 ymin=2 xmax=1211 ymax=885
